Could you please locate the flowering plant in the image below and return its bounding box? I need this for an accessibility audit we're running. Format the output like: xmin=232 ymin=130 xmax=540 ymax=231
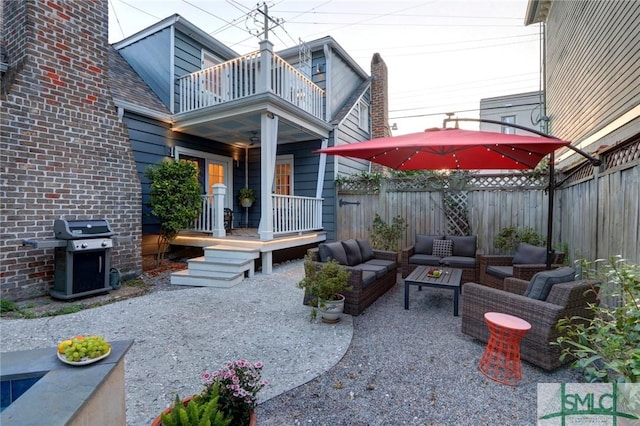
xmin=198 ymin=359 xmax=267 ymax=425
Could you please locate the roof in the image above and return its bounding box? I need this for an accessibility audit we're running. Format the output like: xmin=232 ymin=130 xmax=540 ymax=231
xmin=112 ymin=14 xmax=239 ymax=60
xmin=108 ymin=46 xmax=172 ymax=120
xmin=277 ymin=36 xmax=369 ymax=81
xmin=331 ymin=78 xmax=372 ymax=126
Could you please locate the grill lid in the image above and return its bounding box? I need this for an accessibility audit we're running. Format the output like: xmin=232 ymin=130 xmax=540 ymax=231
xmin=54 ymin=219 xmax=114 ymax=239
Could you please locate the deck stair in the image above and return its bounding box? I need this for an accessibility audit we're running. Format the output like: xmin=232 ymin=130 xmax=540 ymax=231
xmin=170 ymin=244 xmax=260 ymax=288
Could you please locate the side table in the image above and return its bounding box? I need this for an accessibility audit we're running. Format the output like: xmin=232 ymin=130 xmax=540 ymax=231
xmin=478 ymin=312 xmax=531 ymax=386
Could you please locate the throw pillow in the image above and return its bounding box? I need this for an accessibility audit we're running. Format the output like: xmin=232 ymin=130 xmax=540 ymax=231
xmin=318 ymin=242 xmax=348 ymax=265
xmin=512 ymin=243 xmax=547 ymax=265
xmin=446 ymin=235 xmax=477 ymax=258
xmin=415 ymin=235 xmax=441 ymax=254
xmin=356 ymin=239 xmax=375 ymax=261
xmin=524 ymin=267 xmax=576 ymax=300
xmin=432 ymin=239 xmax=453 ymax=258
xmin=341 ymin=239 xmax=363 ymax=266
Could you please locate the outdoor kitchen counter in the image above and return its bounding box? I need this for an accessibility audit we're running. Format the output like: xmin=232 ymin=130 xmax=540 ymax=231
xmin=1 ymin=339 xmax=133 ymax=426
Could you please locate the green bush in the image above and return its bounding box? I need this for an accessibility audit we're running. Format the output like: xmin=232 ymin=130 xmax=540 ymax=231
xmin=493 ymin=226 xmax=545 ymax=253
xmin=370 ymin=214 xmax=407 ymax=251
xmin=556 ymin=256 xmax=640 ymax=383
xmin=145 ymin=159 xmax=202 ymax=264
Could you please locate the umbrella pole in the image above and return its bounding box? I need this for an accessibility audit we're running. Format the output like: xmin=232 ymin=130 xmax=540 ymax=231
xmin=546 ymin=152 xmax=555 ymax=269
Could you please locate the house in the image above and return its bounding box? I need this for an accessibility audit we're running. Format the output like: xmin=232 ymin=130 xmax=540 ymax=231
xmin=525 ymin=0 xmax=640 ymax=263
xmin=479 ymin=91 xmax=545 ymax=136
xmin=0 ymin=1 xmax=388 ymax=299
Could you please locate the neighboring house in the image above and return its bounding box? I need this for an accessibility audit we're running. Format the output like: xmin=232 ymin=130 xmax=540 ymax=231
xmin=525 ymin=0 xmax=639 ymax=169
xmin=479 ymin=91 xmax=545 ymax=136
xmin=0 ymin=1 xmax=388 ymax=299
xmin=525 ymin=0 xmax=640 ymax=263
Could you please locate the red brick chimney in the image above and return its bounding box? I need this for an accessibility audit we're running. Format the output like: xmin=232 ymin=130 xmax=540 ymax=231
xmin=370 ymin=53 xmax=390 ymax=139
xmin=1 ymin=0 xmax=142 ymax=299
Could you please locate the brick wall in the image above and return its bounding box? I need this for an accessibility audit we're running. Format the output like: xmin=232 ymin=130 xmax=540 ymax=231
xmin=1 ymin=0 xmax=142 ymax=300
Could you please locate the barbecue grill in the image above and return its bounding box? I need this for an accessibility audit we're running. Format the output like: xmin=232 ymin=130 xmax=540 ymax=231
xmin=23 ymin=219 xmax=114 ymax=299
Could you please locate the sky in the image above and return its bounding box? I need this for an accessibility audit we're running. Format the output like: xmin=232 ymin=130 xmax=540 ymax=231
xmin=108 ymin=0 xmax=543 ymax=135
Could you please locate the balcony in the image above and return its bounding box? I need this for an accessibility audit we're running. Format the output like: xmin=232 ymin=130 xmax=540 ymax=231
xmin=178 ymin=49 xmax=324 ymax=120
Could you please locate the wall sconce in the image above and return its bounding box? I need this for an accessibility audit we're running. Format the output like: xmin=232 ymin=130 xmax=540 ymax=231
xmin=315 ymin=63 xmax=325 ymax=74
xmin=167 ymin=146 xmax=175 ymax=157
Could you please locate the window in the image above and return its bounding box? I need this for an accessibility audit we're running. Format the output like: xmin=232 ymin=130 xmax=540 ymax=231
xmin=358 ymin=101 xmax=370 ymax=131
xmin=501 ymin=115 xmax=516 ymax=134
xmin=202 ymin=50 xmax=222 ymax=69
xmin=274 ymin=155 xmax=293 ymax=195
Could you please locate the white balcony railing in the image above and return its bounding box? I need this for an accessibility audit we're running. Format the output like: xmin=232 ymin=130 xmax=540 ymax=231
xmin=272 ymin=194 xmax=323 ymax=235
xmin=192 ymin=194 xmax=323 ymax=236
xmin=178 ymin=51 xmax=324 ymax=120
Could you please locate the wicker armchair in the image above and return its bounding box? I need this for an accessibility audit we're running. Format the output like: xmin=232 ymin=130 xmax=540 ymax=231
xmin=478 ymin=250 xmax=565 ymax=290
xmin=461 ymin=276 xmax=598 ymax=371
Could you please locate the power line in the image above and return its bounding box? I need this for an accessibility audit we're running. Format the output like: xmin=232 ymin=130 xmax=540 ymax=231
xmin=390 ymin=102 xmax=543 ymax=121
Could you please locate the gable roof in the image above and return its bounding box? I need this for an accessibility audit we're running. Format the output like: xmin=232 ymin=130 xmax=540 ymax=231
xmin=108 ymin=46 xmax=172 ymax=121
xmin=331 ymin=78 xmax=371 ymax=126
xmin=112 ymin=14 xmax=239 ymax=60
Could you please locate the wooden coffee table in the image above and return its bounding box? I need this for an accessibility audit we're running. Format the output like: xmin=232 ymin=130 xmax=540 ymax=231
xmin=404 ymin=266 xmax=462 ymax=316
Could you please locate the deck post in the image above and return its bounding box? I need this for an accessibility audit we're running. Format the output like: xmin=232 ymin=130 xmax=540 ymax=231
xmin=212 ymin=184 xmax=226 ymax=237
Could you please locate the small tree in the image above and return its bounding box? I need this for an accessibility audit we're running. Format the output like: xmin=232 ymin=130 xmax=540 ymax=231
xmin=493 ymin=226 xmax=545 ymax=253
xmin=145 ymin=159 xmax=202 ymax=264
xmin=370 ymin=214 xmax=407 ymax=251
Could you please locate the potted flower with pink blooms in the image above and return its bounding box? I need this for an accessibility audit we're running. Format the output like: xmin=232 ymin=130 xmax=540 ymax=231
xmin=152 ymin=359 xmax=267 ymax=426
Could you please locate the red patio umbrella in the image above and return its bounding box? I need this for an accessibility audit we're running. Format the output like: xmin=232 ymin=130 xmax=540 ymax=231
xmin=316 ymin=127 xmax=571 ymax=268
xmin=315 ymin=127 xmax=568 ymax=170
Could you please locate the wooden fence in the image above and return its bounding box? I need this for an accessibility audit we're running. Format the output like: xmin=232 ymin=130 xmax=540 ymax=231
xmin=336 ymin=137 xmax=639 ymax=264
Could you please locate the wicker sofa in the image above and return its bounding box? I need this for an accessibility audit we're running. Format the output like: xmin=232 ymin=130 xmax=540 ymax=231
xmin=478 ymin=243 xmax=565 ymax=289
xmin=401 ymin=234 xmax=481 ymax=284
xmin=461 ymin=270 xmax=598 ymax=371
xmin=304 ymin=239 xmax=398 ymax=316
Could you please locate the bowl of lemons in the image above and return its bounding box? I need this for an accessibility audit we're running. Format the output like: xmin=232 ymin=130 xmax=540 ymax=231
xmin=57 ymin=335 xmax=111 ymax=366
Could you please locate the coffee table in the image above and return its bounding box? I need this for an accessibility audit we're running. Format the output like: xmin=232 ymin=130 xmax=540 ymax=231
xmin=404 ymin=266 xmax=462 ymax=316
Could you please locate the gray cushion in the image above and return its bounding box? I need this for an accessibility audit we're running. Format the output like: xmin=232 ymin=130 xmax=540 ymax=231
xmin=351 ymin=264 xmax=387 ymax=279
xmin=415 ymin=235 xmax=442 ymax=255
xmin=364 ymin=259 xmax=396 ymax=272
xmin=513 ymin=243 xmax=547 ymax=264
xmin=318 ymin=242 xmax=348 ymax=265
xmin=409 ymin=254 xmax=441 ymax=267
xmin=356 ymin=239 xmax=375 ymax=261
xmin=446 ymin=235 xmax=477 ymax=258
xmin=440 ymin=256 xmax=476 ymax=269
xmin=486 ymin=265 xmax=514 ymax=279
xmin=341 ymin=239 xmax=363 ymax=266
xmin=432 ymin=239 xmax=453 ymax=257
xmin=524 ymin=267 xmax=576 ymax=300
xmin=361 ymin=270 xmax=377 ymax=288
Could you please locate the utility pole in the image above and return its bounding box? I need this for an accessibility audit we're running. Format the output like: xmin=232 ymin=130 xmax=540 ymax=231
xmin=250 ymin=2 xmax=283 ymax=41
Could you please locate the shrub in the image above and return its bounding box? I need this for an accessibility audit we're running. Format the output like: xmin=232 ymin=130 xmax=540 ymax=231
xmin=493 ymin=226 xmax=545 ymax=253
xmin=145 ymin=159 xmax=202 ymax=264
xmin=370 ymin=214 xmax=407 ymax=251
xmin=556 ymin=256 xmax=640 ymax=383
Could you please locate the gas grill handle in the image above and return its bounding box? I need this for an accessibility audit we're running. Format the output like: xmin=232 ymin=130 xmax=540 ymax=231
xmin=99 ymin=256 xmax=102 ymax=273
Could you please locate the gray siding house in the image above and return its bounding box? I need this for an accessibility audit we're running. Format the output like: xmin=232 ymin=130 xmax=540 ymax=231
xmin=110 ymin=15 xmax=387 ymax=281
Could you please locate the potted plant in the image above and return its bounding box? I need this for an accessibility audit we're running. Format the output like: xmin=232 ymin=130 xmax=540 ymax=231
xmin=238 ymin=188 xmax=256 ymax=208
xmin=297 ymin=254 xmax=352 ymax=323
xmin=152 ymin=359 xmax=267 ymax=426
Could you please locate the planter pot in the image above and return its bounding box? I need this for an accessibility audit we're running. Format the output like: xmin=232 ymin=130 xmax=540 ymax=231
xmin=150 ymin=396 xmax=256 ymax=426
xmin=318 ymin=294 xmax=345 ymax=323
xmin=240 ymin=198 xmax=253 ymax=208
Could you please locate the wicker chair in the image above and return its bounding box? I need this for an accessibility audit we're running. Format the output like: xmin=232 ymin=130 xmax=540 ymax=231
xmin=478 ymin=249 xmax=565 ymax=290
xmin=461 ymin=276 xmax=598 ymax=371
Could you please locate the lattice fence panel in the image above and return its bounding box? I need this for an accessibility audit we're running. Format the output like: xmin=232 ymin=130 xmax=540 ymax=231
xmin=603 ymin=137 xmax=639 ymax=171
xmin=444 ymin=191 xmax=470 ymax=236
